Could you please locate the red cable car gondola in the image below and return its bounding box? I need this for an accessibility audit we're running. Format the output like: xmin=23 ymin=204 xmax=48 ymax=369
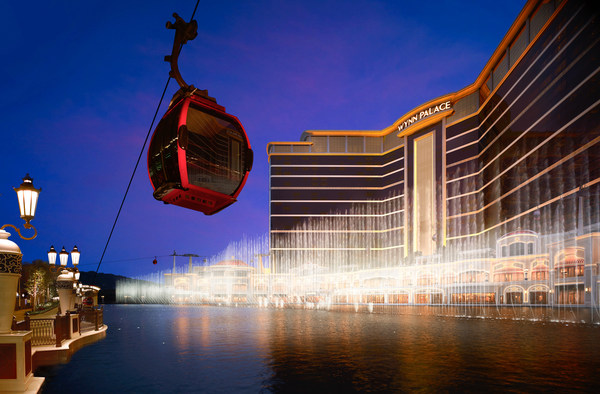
xmin=147 ymin=13 xmax=253 ymax=215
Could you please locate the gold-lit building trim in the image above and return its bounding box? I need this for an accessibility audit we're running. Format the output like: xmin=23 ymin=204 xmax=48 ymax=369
xmin=472 ymin=19 xmax=594 ymax=163
xmin=267 ymin=0 xmax=562 ymax=154
xmin=266 ymin=141 xmax=313 ymax=155
xmin=267 ymin=144 xmax=404 ymax=162
xmin=445 ymin=0 xmax=569 ymax=129
xmin=447 ymin=16 xmax=594 ymax=174
xmin=397 ymin=110 xmax=453 ymax=139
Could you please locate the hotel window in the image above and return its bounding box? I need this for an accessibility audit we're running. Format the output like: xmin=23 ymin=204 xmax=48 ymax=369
xmin=272 ymin=145 xmax=292 ymax=153
xmin=530 ymin=0 xmax=556 ymax=40
xmin=384 ymin=132 xmax=400 ymax=152
xmin=292 ymin=145 xmax=310 ymax=153
xmin=531 ymin=268 xmax=549 ymax=280
xmin=555 ymin=248 xmax=585 ymax=278
xmin=480 ymin=77 xmax=491 ymax=104
xmin=347 ymin=137 xmax=365 ymax=153
xmin=365 ymin=137 xmax=382 ymax=153
xmin=311 ymin=136 xmax=328 ymax=152
xmin=329 ymin=136 xmax=346 ymax=153
xmin=447 ymin=91 xmax=478 ymax=123
xmin=492 ymin=52 xmax=509 ymax=90
xmin=509 ymin=24 xmax=529 ymax=68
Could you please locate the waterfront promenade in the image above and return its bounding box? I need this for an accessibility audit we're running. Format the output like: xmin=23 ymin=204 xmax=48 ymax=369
xmin=6 ymin=307 xmax=107 ymax=394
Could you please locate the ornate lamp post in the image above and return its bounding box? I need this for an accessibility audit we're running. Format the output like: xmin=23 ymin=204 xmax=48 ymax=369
xmin=48 ymin=245 xmax=80 ymax=315
xmin=0 ymin=174 xmax=41 ymax=334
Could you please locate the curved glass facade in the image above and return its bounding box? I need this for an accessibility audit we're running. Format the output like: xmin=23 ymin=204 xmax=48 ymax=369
xmin=267 ymin=0 xmax=600 ymax=307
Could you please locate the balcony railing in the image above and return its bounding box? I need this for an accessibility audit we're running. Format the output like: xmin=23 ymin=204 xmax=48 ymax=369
xmin=11 ymin=309 xmax=103 ymax=348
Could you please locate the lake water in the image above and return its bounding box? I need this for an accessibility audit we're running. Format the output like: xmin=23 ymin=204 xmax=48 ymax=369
xmin=37 ymin=305 xmax=600 ymax=393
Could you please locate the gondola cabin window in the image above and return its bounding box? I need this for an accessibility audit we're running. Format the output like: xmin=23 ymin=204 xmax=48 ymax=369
xmin=185 ymin=105 xmax=246 ymax=196
xmin=148 ymin=109 xmax=181 ymax=199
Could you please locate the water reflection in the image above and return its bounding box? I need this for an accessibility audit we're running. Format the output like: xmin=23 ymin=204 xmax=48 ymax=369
xmin=38 ymin=305 xmax=600 ymax=393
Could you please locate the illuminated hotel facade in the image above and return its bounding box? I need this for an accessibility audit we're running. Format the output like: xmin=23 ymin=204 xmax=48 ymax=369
xmin=267 ymin=0 xmax=600 ymax=307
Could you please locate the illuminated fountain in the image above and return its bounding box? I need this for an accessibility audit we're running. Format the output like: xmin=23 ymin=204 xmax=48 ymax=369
xmin=116 ymin=181 xmax=600 ymax=323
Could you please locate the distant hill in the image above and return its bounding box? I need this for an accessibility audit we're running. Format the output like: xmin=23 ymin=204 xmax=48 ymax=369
xmin=78 ymin=271 xmax=131 ymax=304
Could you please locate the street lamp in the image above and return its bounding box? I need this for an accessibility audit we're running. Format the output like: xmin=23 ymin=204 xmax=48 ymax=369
xmin=1 ymin=174 xmax=41 ymax=240
xmin=47 ymin=245 xmax=80 ymax=272
xmin=47 ymin=245 xmax=81 ymax=315
xmin=0 ymin=175 xmax=41 ymax=334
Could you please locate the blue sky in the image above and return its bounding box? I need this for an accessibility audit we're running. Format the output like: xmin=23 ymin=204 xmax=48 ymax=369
xmin=0 ymin=0 xmax=526 ymax=277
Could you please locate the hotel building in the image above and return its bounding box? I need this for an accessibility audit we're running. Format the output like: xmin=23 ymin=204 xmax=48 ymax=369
xmin=267 ymin=0 xmax=600 ymax=307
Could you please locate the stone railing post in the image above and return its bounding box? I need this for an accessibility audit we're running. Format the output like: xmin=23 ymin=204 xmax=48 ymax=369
xmin=55 ymin=316 xmax=62 ymax=347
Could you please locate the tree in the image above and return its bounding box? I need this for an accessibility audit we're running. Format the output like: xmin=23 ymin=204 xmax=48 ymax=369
xmin=21 ymin=260 xmax=56 ymax=310
xmin=26 ymin=269 xmax=47 ymax=309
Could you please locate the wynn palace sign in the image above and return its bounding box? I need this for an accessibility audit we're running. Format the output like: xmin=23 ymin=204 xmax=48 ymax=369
xmin=397 ymin=100 xmax=452 ymax=132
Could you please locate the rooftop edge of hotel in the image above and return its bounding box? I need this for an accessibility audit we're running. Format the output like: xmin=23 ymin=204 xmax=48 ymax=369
xmin=266 ymin=0 xmax=554 ymax=158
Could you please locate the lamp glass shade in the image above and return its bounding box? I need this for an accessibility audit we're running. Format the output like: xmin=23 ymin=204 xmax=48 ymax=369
xmin=59 ymin=246 xmax=69 ymax=266
xmin=14 ymin=174 xmax=41 ymax=223
xmin=71 ymin=246 xmax=80 ymax=265
xmin=75 ymin=272 xmax=80 ymax=281
xmin=48 ymin=245 xmax=57 ymax=265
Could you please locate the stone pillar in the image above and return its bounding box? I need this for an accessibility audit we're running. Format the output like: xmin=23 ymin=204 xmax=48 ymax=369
xmin=0 ymin=230 xmax=40 ymax=391
xmin=0 ymin=331 xmax=35 ymax=391
xmin=56 ymin=270 xmax=75 ymax=315
xmin=0 ymin=229 xmax=22 ymax=334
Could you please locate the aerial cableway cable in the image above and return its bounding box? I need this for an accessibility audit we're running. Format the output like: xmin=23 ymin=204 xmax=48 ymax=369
xmin=93 ymin=0 xmax=201 ymax=280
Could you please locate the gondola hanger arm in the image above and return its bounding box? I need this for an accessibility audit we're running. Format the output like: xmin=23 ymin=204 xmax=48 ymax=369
xmin=165 ymin=13 xmax=198 ymax=92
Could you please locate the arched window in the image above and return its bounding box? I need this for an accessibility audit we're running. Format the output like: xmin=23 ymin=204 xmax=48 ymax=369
xmin=555 ymin=248 xmax=585 ymax=278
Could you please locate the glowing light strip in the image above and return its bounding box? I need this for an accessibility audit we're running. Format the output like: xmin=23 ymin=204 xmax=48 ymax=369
xmin=446 ymin=155 xmax=478 ymax=170
xmin=271 ymin=180 xmax=404 ymax=190
xmin=476 ymin=7 xmax=585 ymax=146
xmin=271 ymin=156 xmax=404 ymax=169
xmin=270 ymin=209 xmax=405 ymax=218
xmin=271 ymin=194 xmax=404 ymax=204
xmin=271 ymin=226 xmax=404 ymax=234
xmin=271 ymin=167 xmax=404 ymax=179
xmin=447 ymin=134 xmax=600 ymax=219
xmin=446 ymin=126 xmax=478 ymax=143
xmin=371 ymin=245 xmax=405 ymax=251
xmin=447 ymin=96 xmax=600 ymax=201
xmin=446 ymin=139 xmax=478 ymax=154
xmin=446 ymin=177 xmax=600 ymax=241
xmin=447 ymin=14 xmax=593 ymax=176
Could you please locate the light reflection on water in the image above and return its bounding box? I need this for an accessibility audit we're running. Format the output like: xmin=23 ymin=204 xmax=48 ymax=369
xmin=38 ymin=305 xmax=600 ymax=393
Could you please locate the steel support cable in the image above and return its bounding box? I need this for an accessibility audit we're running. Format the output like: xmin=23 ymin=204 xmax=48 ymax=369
xmin=93 ymin=0 xmax=200 ymax=280
xmin=92 ymin=75 xmax=171 ymax=280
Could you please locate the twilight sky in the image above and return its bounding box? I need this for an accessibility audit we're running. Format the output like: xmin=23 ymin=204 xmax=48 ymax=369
xmin=0 ymin=0 xmax=525 ymax=278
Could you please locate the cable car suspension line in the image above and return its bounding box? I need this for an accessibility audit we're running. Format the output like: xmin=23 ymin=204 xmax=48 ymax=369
xmin=93 ymin=1 xmax=201 ymax=279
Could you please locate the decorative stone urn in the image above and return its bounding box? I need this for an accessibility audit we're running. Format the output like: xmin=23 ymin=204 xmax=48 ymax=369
xmin=0 ymin=229 xmax=22 ymax=334
xmin=56 ymin=270 xmax=75 ymax=315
